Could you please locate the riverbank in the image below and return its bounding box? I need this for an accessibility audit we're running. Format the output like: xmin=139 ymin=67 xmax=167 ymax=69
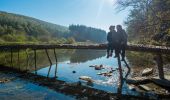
xmin=127 ymin=63 xmax=170 ymax=96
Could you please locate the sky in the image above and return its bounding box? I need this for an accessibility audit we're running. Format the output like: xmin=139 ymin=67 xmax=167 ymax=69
xmin=0 ymin=0 xmax=129 ymax=32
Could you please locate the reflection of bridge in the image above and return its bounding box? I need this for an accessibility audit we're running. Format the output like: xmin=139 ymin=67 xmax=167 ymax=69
xmin=0 ymin=44 xmax=170 ymax=99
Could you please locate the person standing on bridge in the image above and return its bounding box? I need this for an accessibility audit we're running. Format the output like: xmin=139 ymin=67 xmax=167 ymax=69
xmin=116 ymin=25 xmax=128 ymax=61
xmin=107 ymin=25 xmax=116 ymax=58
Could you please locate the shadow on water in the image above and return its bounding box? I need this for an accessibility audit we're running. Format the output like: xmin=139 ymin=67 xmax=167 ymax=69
xmin=124 ymin=59 xmax=131 ymax=79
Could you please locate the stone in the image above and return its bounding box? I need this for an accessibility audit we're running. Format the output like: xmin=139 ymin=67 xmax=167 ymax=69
xmin=72 ymin=71 xmax=76 ymax=73
xmin=95 ymin=65 xmax=104 ymax=70
xmin=97 ymin=72 xmax=112 ymax=77
xmin=79 ymin=76 xmax=93 ymax=82
xmin=142 ymin=68 xmax=153 ymax=76
xmin=138 ymin=85 xmax=152 ymax=91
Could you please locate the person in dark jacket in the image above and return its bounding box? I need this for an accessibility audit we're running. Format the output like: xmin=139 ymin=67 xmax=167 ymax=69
xmin=116 ymin=25 xmax=128 ymax=61
xmin=107 ymin=25 xmax=116 ymax=58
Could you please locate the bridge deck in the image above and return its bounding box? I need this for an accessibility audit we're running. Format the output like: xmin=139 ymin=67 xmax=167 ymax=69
xmin=0 ymin=44 xmax=170 ymax=54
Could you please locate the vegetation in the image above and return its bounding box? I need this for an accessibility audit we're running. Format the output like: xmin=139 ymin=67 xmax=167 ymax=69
xmin=69 ymin=25 xmax=106 ymax=43
xmin=116 ymin=0 xmax=170 ymax=46
xmin=0 ymin=11 xmax=106 ymax=44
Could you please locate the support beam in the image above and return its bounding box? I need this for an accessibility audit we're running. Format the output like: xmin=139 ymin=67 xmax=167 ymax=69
xmin=156 ymin=54 xmax=164 ymax=79
xmin=25 ymin=50 xmax=29 ymax=71
xmin=34 ymin=49 xmax=37 ymax=74
xmin=117 ymin=54 xmax=123 ymax=99
xmin=45 ymin=49 xmax=52 ymax=65
xmin=54 ymin=49 xmax=58 ymax=78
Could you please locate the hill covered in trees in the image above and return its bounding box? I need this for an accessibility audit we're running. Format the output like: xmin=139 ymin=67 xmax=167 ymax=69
xmin=0 ymin=11 xmax=106 ymax=44
xmin=69 ymin=25 xmax=106 ymax=43
xmin=117 ymin=0 xmax=170 ymax=46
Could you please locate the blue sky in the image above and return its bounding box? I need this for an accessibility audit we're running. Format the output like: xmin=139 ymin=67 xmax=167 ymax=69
xmin=0 ymin=0 xmax=129 ymax=32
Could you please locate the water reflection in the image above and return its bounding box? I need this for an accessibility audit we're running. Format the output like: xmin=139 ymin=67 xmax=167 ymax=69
xmin=1 ymin=49 xmax=169 ymax=99
xmin=70 ymin=50 xmax=106 ymax=63
xmin=37 ymin=50 xmax=127 ymax=93
xmin=0 ymin=49 xmax=105 ymax=71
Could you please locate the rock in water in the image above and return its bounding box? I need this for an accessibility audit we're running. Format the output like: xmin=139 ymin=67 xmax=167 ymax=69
xmin=142 ymin=68 xmax=153 ymax=76
xmin=138 ymin=85 xmax=151 ymax=91
xmin=97 ymin=72 xmax=112 ymax=77
xmin=95 ymin=64 xmax=104 ymax=70
xmin=97 ymin=72 xmax=108 ymax=75
xmin=72 ymin=71 xmax=76 ymax=73
xmin=79 ymin=76 xmax=93 ymax=82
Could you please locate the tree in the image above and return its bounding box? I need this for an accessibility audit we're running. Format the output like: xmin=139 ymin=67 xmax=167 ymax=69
xmin=69 ymin=25 xmax=106 ymax=43
xmin=116 ymin=0 xmax=170 ymax=45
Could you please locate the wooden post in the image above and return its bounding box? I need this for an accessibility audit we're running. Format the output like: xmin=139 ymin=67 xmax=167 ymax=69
xmin=45 ymin=49 xmax=52 ymax=78
xmin=25 ymin=50 xmax=29 ymax=72
xmin=34 ymin=50 xmax=37 ymax=74
xmin=54 ymin=49 xmax=58 ymax=78
xmin=18 ymin=49 xmax=20 ymax=70
xmin=117 ymin=54 xmax=123 ymax=99
xmin=156 ymin=54 xmax=164 ymax=79
xmin=45 ymin=49 xmax=52 ymax=65
xmin=10 ymin=49 xmax=13 ymax=68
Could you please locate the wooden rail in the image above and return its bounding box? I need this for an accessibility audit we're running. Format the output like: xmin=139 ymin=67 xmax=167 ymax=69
xmin=0 ymin=44 xmax=170 ymax=54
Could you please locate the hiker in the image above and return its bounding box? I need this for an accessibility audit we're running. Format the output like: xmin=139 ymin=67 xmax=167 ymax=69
xmin=116 ymin=25 xmax=128 ymax=61
xmin=107 ymin=25 xmax=116 ymax=58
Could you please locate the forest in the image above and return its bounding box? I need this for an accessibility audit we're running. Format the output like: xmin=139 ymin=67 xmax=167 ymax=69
xmin=0 ymin=11 xmax=106 ymax=44
xmin=117 ymin=0 xmax=170 ymax=46
xmin=69 ymin=25 xmax=106 ymax=43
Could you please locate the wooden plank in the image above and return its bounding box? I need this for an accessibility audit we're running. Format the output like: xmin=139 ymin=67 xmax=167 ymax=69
xmin=54 ymin=49 xmax=58 ymax=78
xmin=0 ymin=44 xmax=170 ymax=54
xmin=117 ymin=54 xmax=123 ymax=99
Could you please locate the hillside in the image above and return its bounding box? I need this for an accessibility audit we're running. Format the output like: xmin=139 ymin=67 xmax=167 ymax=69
xmin=0 ymin=11 xmax=70 ymax=44
xmin=0 ymin=11 xmax=106 ymax=44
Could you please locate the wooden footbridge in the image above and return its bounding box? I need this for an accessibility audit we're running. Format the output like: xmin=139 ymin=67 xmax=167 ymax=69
xmin=0 ymin=43 xmax=170 ymax=99
xmin=0 ymin=43 xmax=169 ymax=78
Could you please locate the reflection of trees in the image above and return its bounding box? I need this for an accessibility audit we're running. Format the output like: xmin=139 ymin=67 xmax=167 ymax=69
xmin=70 ymin=50 xmax=105 ymax=63
xmin=126 ymin=51 xmax=155 ymax=67
xmin=0 ymin=49 xmax=105 ymax=71
xmin=0 ymin=49 xmax=76 ymax=71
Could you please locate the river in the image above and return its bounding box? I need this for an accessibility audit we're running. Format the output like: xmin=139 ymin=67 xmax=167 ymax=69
xmin=0 ymin=49 xmax=169 ymax=99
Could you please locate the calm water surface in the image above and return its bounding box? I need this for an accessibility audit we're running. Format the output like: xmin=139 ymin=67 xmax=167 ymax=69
xmin=37 ymin=50 xmax=139 ymax=95
xmin=0 ymin=49 xmax=158 ymax=99
xmin=0 ymin=73 xmax=75 ymax=100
